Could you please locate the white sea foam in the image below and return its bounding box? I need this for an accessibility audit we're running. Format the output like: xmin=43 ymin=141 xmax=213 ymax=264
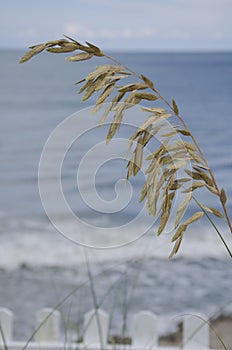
xmin=0 ymin=215 xmax=231 ymax=270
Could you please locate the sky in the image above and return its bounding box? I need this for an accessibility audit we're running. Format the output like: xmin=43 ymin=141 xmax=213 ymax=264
xmin=1 ymin=0 xmax=232 ymax=51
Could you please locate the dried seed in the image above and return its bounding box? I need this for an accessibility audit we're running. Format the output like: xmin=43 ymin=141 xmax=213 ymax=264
xmin=85 ymin=41 xmax=104 ymax=56
xmin=172 ymin=224 xmax=187 ymax=242
xmin=177 ymin=129 xmax=191 ymax=136
xmin=185 ymin=169 xmax=202 ymax=180
xmin=141 ymin=74 xmax=155 ymax=89
xmin=98 ymin=99 xmax=116 ymax=125
xmin=134 ymin=92 xmax=158 ymax=101
xmin=188 ymin=149 xmax=203 ymax=163
xmin=19 ymin=43 xmax=47 ymax=63
xmin=220 ymin=188 xmax=227 ymax=205
xmin=175 ymin=193 xmax=192 ymax=228
xmin=96 ymin=83 xmax=115 ymax=104
xmin=161 ymin=130 xmax=178 ymax=137
xmin=198 ymin=171 xmax=214 ymax=186
xmin=78 ymin=79 xmax=93 ymax=94
xmin=126 ymin=155 xmax=135 ymax=180
xmin=166 ymin=159 xmax=189 ymax=170
xmin=169 ymin=236 xmax=183 ymax=259
xmin=140 ymin=183 xmax=148 ymax=202
xmin=172 ymin=98 xmax=179 ymax=115
xmin=134 ymin=142 xmax=143 ymax=175
xmin=75 ymin=78 xmax=86 ymax=85
xmin=47 ymin=43 xmax=78 ymax=53
xmin=193 ymin=164 xmax=210 ymax=171
xmin=182 ymin=181 xmax=205 ymax=193
xmin=202 ymin=206 xmax=224 ymax=218
xmin=82 ymin=85 xmax=96 ymax=101
xmin=157 ymin=211 xmax=169 ymax=235
xmin=183 ymin=141 xmax=196 ymax=151
xmin=184 ymin=211 xmax=204 ymax=226
xmin=141 ymin=107 xmax=166 ymax=114
xmin=206 ymin=184 xmax=219 ymax=196
xmin=118 ymin=83 xmax=144 ymax=93
xmin=66 ymin=52 xmax=93 ymax=62
xmin=106 ymin=104 xmax=125 ymax=144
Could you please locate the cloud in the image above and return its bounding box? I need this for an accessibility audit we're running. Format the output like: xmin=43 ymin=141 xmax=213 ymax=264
xmin=64 ymin=24 xmax=94 ymax=38
xmin=63 ymin=23 xmax=155 ymax=41
xmin=1 ymin=0 xmax=232 ymax=50
xmin=16 ymin=29 xmax=36 ymax=39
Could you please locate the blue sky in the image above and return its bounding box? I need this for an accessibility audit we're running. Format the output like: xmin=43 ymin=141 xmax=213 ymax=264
xmin=1 ymin=0 xmax=232 ymax=51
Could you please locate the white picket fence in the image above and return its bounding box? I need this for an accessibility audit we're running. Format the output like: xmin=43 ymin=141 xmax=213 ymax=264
xmin=0 ymin=307 xmax=211 ymax=350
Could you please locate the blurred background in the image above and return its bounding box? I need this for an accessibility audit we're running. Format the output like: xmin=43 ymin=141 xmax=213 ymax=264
xmin=1 ymin=0 xmax=232 ymax=51
xmin=1 ymin=0 xmax=232 ymax=344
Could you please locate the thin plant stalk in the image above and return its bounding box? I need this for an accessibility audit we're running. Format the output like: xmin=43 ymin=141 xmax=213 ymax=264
xmin=21 ymin=259 xmax=131 ymax=350
xmin=19 ymin=38 xmax=232 ymax=257
xmin=193 ymin=196 xmax=232 ymax=258
xmin=181 ymin=314 xmax=228 ymax=350
xmin=84 ymin=249 xmax=104 ymax=350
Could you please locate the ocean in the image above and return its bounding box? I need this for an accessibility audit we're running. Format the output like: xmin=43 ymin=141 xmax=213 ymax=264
xmin=0 ymin=50 xmax=232 ymax=339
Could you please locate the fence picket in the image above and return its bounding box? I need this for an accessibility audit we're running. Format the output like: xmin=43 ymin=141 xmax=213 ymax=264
xmin=183 ymin=314 xmax=209 ymax=349
xmin=83 ymin=309 xmax=109 ymax=347
xmin=0 ymin=307 xmax=215 ymax=349
xmin=34 ymin=308 xmax=60 ymax=342
xmin=131 ymin=310 xmax=158 ymax=349
xmin=0 ymin=308 xmax=13 ymax=344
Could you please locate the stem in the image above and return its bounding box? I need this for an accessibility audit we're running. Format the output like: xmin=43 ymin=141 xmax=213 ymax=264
xmin=193 ymin=197 xmax=232 ymax=258
xmin=104 ymin=52 xmax=232 ymax=234
xmin=222 ymin=201 xmax=232 ymax=233
xmin=104 ymin=54 xmax=142 ymax=80
xmin=182 ymin=314 xmax=229 ymax=350
xmin=84 ymin=250 xmax=104 ymax=350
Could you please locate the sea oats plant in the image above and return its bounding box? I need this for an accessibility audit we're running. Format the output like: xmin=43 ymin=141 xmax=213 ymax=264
xmin=20 ymin=37 xmax=232 ymax=258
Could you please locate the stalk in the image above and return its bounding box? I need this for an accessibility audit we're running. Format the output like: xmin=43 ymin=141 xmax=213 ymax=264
xmin=104 ymin=52 xmax=232 ymax=237
xmin=19 ymin=38 xmax=232 ymax=256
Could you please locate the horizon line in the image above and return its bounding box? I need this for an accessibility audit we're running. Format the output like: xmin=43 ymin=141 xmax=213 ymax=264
xmin=1 ymin=46 xmax=232 ymax=54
